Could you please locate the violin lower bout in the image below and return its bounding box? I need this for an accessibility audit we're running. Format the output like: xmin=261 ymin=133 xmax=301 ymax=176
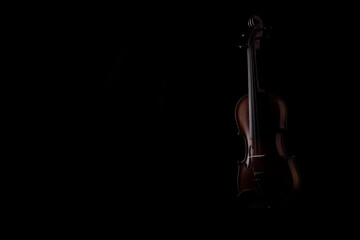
xmin=237 ymin=153 xmax=298 ymax=205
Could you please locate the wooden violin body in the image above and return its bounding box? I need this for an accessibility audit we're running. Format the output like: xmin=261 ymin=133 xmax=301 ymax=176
xmin=235 ymin=15 xmax=300 ymax=207
xmin=235 ymin=91 xmax=300 ymax=206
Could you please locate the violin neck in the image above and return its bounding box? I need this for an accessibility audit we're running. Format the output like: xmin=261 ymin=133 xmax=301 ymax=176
xmin=247 ymin=46 xmax=260 ymax=139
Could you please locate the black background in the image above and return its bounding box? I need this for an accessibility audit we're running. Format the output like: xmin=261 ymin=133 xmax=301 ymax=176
xmin=7 ymin=2 xmax=360 ymax=218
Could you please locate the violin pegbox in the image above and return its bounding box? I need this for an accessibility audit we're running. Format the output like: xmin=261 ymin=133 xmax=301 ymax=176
xmin=247 ymin=15 xmax=264 ymax=51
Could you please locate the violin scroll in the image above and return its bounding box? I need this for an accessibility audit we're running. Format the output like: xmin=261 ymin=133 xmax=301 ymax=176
xmin=248 ymin=15 xmax=263 ymax=29
xmin=239 ymin=15 xmax=272 ymax=50
xmin=248 ymin=15 xmax=264 ymax=50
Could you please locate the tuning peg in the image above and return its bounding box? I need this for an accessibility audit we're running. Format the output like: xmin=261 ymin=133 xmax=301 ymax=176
xmin=263 ymin=25 xmax=272 ymax=38
xmin=263 ymin=25 xmax=272 ymax=31
xmin=239 ymin=44 xmax=248 ymax=49
xmin=238 ymin=33 xmax=248 ymax=49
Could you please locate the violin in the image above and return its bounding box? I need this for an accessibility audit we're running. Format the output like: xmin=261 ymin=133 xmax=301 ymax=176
xmin=235 ymin=15 xmax=300 ymax=208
